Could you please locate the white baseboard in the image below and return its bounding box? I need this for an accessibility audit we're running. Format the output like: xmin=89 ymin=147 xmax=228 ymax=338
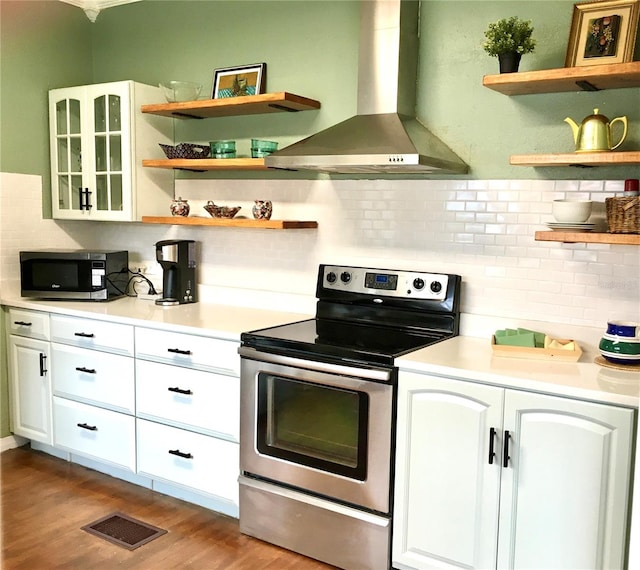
xmin=1 ymin=435 xmax=28 ymax=453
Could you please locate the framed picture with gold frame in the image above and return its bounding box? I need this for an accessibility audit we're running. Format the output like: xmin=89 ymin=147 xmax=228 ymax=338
xmin=565 ymin=0 xmax=639 ymax=67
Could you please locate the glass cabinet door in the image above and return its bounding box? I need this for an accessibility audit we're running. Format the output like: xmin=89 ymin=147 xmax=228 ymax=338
xmin=92 ymin=93 xmax=124 ymax=212
xmin=51 ymin=96 xmax=83 ymax=212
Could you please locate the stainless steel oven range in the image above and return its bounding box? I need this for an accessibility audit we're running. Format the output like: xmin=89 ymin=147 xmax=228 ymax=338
xmin=239 ymin=264 xmax=461 ymax=570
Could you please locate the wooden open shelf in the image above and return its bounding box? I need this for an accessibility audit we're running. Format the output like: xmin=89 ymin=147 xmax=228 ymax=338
xmin=142 ymin=158 xmax=268 ymax=171
xmin=535 ymin=231 xmax=640 ymax=245
xmin=141 ymin=216 xmax=318 ymax=229
xmin=483 ymin=62 xmax=640 ymax=95
xmin=510 ymin=151 xmax=640 ymax=167
xmin=141 ymin=92 xmax=321 ymax=119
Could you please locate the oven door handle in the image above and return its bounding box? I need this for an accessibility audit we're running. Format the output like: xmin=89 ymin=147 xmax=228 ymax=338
xmin=238 ymin=346 xmax=393 ymax=383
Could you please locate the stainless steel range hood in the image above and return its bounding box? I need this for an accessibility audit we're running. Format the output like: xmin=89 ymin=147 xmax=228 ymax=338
xmin=265 ymin=0 xmax=468 ymax=175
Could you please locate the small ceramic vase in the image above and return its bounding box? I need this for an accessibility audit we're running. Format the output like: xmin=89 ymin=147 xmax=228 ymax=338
xmin=252 ymin=200 xmax=273 ymax=220
xmin=170 ymin=197 xmax=190 ymax=217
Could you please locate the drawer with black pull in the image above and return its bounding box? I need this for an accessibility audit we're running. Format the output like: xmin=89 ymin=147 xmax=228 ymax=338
xmin=53 ymin=396 xmax=135 ymax=471
xmin=136 ymin=418 xmax=239 ymax=502
xmin=50 ymin=314 xmax=134 ymax=356
xmin=136 ymin=359 xmax=238 ymax=441
xmin=52 ymin=343 xmax=134 ymax=413
xmin=135 ymin=326 xmax=239 ymax=375
xmin=8 ymin=308 xmax=50 ymax=340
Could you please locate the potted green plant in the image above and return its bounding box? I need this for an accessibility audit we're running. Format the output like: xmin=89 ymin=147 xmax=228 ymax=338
xmin=483 ymin=16 xmax=536 ymax=73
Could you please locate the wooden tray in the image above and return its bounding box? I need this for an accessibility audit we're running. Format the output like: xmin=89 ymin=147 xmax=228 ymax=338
xmin=491 ymin=336 xmax=582 ymax=362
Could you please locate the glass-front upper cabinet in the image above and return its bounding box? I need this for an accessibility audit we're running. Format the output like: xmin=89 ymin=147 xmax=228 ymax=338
xmin=49 ymin=81 xmax=173 ymax=222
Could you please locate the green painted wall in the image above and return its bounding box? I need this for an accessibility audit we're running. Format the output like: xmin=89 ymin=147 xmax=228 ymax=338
xmin=0 ymin=0 xmax=93 ymax=216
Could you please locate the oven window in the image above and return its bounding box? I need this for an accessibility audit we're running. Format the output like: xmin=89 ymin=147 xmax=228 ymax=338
xmin=256 ymin=374 xmax=368 ymax=480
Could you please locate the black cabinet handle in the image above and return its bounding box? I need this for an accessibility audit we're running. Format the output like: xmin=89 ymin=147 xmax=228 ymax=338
xmin=168 ymin=387 xmax=193 ymax=395
xmin=14 ymin=321 xmax=32 ymax=326
xmin=168 ymin=449 xmax=193 ymax=459
xmin=75 ymin=366 xmax=96 ymax=374
xmin=503 ymin=430 xmax=511 ymax=468
xmin=39 ymin=353 xmax=47 ymax=376
xmin=167 ymin=348 xmax=192 ymax=355
xmin=77 ymin=422 xmax=97 ymax=431
xmin=488 ymin=427 xmax=497 ymax=465
xmin=74 ymin=332 xmax=95 ymax=338
xmin=79 ymin=188 xmax=93 ymax=211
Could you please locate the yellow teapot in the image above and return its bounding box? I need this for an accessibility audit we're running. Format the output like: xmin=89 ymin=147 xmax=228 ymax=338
xmin=564 ymin=108 xmax=627 ymax=153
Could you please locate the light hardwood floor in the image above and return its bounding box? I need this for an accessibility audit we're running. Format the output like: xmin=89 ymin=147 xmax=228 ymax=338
xmin=1 ymin=445 xmax=334 ymax=569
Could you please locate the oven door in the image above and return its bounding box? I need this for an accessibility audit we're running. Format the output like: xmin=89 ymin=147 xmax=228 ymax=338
xmin=239 ymin=347 xmax=395 ymax=515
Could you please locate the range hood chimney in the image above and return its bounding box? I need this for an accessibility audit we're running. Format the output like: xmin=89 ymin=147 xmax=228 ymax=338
xmin=265 ymin=0 xmax=468 ymax=175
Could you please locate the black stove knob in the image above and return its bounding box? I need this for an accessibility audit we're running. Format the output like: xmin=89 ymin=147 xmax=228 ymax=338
xmin=413 ymin=278 xmax=425 ymax=290
xmin=326 ymin=272 xmax=337 ymax=284
xmin=340 ymin=271 xmax=352 ymax=283
xmin=430 ymin=281 xmax=443 ymax=293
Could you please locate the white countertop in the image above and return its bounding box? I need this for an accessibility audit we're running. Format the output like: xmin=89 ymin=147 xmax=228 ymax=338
xmin=1 ymin=292 xmax=312 ymax=342
xmin=398 ymin=336 xmax=640 ymax=408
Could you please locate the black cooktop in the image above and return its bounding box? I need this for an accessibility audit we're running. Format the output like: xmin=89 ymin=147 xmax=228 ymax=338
xmin=241 ymin=318 xmax=451 ymax=367
xmin=241 ymin=264 xmax=461 ymax=367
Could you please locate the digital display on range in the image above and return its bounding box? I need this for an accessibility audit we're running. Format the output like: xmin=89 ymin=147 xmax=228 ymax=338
xmin=365 ymin=272 xmax=397 ymax=290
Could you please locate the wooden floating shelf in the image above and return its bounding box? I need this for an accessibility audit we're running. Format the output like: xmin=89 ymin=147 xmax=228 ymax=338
xmin=535 ymin=231 xmax=640 ymax=245
xmin=510 ymin=151 xmax=640 ymax=167
xmin=141 ymin=91 xmax=321 ymax=119
xmin=483 ymin=62 xmax=640 ymax=95
xmin=142 ymin=158 xmax=269 ymax=171
xmin=141 ymin=216 xmax=318 ymax=229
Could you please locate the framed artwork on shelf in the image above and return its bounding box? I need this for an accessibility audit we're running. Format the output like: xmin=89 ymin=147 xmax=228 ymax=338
xmin=212 ymin=63 xmax=267 ymax=98
xmin=565 ymin=0 xmax=640 ymax=67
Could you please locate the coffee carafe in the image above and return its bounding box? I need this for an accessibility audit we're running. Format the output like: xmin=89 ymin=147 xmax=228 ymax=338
xmin=155 ymin=239 xmax=197 ymax=306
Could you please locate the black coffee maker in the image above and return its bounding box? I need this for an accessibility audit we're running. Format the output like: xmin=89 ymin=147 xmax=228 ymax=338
xmin=155 ymin=239 xmax=197 ymax=306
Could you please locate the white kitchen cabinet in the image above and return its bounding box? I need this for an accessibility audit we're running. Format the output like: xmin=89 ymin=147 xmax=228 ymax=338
xmin=49 ymin=80 xmax=173 ymax=221
xmin=7 ymin=308 xmax=52 ymax=445
xmin=134 ymin=327 xmax=240 ymax=506
xmin=49 ymin=314 xmax=135 ymax=468
xmin=8 ymin=334 xmax=52 ymax=445
xmin=393 ymin=371 xmax=635 ymax=570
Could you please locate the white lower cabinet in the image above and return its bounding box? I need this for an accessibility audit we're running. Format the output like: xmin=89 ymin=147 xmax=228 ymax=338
xmin=135 ymin=326 xmax=241 ymax=512
xmin=137 ymin=418 xmax=239 ymax=504
xmin=8 ymin=335 xmax=52 ymax=444
xmin=53 ymin=396 xmax=136 ymax=470
xmin=393 ymin=371 xmax=635 ymax=570
xmin=7 ymin=308 xmax=52 ymax=445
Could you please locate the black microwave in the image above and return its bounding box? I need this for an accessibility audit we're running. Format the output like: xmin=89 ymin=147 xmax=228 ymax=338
xmin=20 ymin=250 xmax=129 ymax=301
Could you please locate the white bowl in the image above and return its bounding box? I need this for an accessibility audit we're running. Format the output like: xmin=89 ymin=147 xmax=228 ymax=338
xmin=552 ymin=200 xmax=593 ymax=223
xmin=159 ymin=81 xmax=202 ymax=102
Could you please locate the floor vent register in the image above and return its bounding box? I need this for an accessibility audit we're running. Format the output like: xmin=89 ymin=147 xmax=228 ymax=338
xmin=81 ymin=512 xmax=167 ymax=550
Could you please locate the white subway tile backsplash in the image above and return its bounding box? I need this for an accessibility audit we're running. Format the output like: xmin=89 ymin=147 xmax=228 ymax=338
xmin=1 ymin=174 xmax=637 ymax=330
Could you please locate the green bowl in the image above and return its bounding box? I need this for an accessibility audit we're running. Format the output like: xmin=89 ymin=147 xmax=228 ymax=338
xmin=251 ymin=139 xmax=278 ymax=152
xmin=210 ymin=140 xmax=236 ymax=152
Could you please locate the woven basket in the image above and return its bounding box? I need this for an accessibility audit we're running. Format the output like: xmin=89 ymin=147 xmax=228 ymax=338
xmin=606 ymin=197 xmax=640 ymax=234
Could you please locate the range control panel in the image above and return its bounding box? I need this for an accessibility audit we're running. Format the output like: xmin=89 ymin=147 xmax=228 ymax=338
xmin=321 ymin=265 xmax=449 ymax=301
